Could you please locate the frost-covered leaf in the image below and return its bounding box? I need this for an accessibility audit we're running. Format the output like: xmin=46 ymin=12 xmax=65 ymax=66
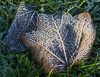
xmin=21 ymin=12 xmax=96 ymax=73
xmin=4 ymin=2 xmax=37 ymax=52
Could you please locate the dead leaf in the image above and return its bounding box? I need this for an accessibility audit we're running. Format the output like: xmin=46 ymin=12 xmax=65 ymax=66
xmin=4 ymin=2 xmax=37 ymax=52
xmin=21 ymin=12 xmax=96 ymax=73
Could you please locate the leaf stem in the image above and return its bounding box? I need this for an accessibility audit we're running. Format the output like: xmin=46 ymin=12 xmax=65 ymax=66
xmin=35 ymin=0 xmax=38 ymax=10
xmin=67 ymin=65 xmax=70 ymax=77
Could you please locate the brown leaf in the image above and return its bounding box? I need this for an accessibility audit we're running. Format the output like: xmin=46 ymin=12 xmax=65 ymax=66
xmin=21 ymin=12 xmax=96 ymax=73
